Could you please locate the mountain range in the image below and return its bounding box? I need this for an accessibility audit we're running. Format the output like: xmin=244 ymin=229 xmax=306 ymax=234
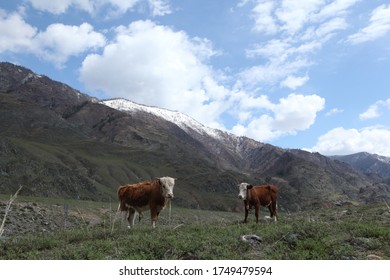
xmin=1 ymin=62 xmax=389 ymax=211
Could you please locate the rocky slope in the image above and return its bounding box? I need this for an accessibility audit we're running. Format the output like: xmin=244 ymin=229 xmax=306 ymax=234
xmin=332 ymin=152 xmax=390 ymax=179
xmin=1 ymin=62 xmax=388 ymax=211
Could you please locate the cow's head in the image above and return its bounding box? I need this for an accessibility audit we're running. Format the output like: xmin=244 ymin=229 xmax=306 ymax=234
xmin=238 ymin=182 xmax=253 ymax=200
xmin=158 ymin=177 xmax=176 ymax=198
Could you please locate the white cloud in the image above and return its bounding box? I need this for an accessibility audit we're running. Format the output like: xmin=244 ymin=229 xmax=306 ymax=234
xmin=314 ymin=17 xmax=348 ymax=38
xmin=239 ymin=58 xmax=311 ymax=88
xmin=246 ymin=39 xmax=291 ymax=60
xmin=78 ymin=19 xmax=325 ymax=142
xmin=237 ymin=94 xmax=274 ymax=110
xmin=28 ymin=0 xmax=95 ymax=14
xmin=232 ymin=114 xmax=281 ymax=142
xmin=147 ymin=0 xmax=172 ymax=16
xmin=32 ymin=23 xmax=106 ymax=68
xmin=313 ymin=0 xmax=360 ymax=22
xmin=280 ymin=75 xmax=309 ymax=90
xmin=0 ymin=10 xmax=106 ymax=67
xmin=311 ymin=126 xmax=390 ymax=156
xmin=325 ymin=108 xmax=344 ymax=117
xmin=251 ymin=0 xmax=278 ymax=34
xmin=347 ymin=4 xmax=390 ymax=44
xmin=359 ymin=104 xmax=380 ymax=120
xmin=359 ymin=98 xmax=390 ymax=120
xmin=27 ymin=0 xmax=170 ymax=16
xmin=231 ymin=93 xmax=325 ymax=142
xmin=80 ymin=20 xmax=227 ymax=127
xmin=272 ymin=94 xmax=325 ymax=132
xmin=0 ymin=10 xmax=37 ymax=52
xmin=238 ymin=0 xmax=357 ymax=91
xmin=275 ymin=0 xmax=324 ymax=35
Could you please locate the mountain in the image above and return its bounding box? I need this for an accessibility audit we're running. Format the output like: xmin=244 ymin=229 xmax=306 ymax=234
xmin=331 ymin=153 xmax=390 ymax=204
xmin=332 ymin=153 xmax=390 ymax=181
xmin=1 ymin=62 xmax=389 ymax=211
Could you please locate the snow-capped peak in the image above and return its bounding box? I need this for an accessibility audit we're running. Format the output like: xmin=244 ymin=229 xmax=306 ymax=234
xmin=374 ymin=154 xmax=390 ymax=164
xmin=101 ymin=98 xmax=222 ymax=139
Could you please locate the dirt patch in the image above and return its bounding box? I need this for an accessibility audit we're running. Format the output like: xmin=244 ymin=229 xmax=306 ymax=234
xmin=0 ymin=200 xmax=109 ymax=238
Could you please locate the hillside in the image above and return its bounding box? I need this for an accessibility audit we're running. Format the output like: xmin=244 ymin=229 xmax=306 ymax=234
xmin=1 ymin=197 xmax=389 ymax=260
xmin=1 ymin=62 xmax=389 ymax=211
xmin=332 ymin=152 xmax=390 ymax=179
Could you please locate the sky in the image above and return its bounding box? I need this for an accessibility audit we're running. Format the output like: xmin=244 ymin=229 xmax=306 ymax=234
xmin=1 ymin=0 xmax=390 ymax=156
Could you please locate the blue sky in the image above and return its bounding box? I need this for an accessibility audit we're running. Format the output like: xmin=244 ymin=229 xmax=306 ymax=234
xmin=1 ymin=0 xmax=390 ymax=156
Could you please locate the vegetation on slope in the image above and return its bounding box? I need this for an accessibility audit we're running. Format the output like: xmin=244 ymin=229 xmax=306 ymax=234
xmin=1 ymin=198 xmax=389 ymax=260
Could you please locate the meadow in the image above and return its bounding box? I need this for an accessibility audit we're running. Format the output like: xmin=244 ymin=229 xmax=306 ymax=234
xmin=0 ymin=196 xmax=389 ymax=260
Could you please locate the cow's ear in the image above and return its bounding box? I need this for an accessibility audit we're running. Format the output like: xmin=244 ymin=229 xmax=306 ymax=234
xmin=247 ymin=184 xmax=254 ymax=189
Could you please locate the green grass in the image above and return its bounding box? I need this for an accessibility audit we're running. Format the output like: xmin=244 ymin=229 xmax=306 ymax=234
xmin=0 ymin=202 xmax=389 ymax=260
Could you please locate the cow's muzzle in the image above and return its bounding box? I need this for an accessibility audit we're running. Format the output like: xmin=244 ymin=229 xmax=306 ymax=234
xmin=238 ymin=195 xmax=243 ymax=200
xmin=166 ymin=194 xmax=174 ymax=199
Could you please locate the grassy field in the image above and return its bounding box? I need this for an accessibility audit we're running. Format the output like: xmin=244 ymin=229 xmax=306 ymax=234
xmin=0 ymin=197 xmax=389 ymax=260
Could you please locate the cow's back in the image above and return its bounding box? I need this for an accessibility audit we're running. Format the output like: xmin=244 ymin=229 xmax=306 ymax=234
xmin=118 ymin=181 xmax=158 ymax=210
xmin=251 ymin=184 xmax=278 ymax=206
xmin=269 ymin=184 xmax=278 ymax=201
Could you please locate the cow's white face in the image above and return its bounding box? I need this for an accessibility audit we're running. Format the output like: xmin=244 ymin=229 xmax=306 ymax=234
xmin=238 ymin=182 xmax=250 ymax=200
xmin=159 ymin=177 xmax=175 ymax=198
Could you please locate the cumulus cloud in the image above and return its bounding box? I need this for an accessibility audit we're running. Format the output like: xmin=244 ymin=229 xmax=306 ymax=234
xmin=79 ymin=20 xmax=226 ymax=126
xmin=359 ymin=98 xmax=390 ymax=120
xmin=0 ymin=10 xmax=106 ymax=68
xmin=79 ymin=20 xmax=326 ymax=140
xmin=347 ymin=4 xmax=390 ymax=44
xmin=280 ymin=75 xmax=309 ymax=90
xmin=32 ymin=23 xmax=106 ymax=67
xmin=0 ymin=10 xmax=37 ymax=52
xmin=231 ymin=93 xmax=325 ymax=142
xmin=310 ymin=126 xmax=390 ymax=156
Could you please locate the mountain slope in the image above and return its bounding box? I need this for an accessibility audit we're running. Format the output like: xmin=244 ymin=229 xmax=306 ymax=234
xmin=1 ymin=62 xmax=388 ymax=211
xmin=332 ymin=153 xmax=390 ymax=178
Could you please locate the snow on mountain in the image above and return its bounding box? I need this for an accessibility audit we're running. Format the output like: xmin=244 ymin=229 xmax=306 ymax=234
xmin=374 ymin=154 xmax=390 ymax=164
xmin=101 ymin=98 xmax=222 ymax=139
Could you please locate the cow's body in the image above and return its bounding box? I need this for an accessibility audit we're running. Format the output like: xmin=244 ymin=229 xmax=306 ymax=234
xmin=117 ymin=177 xmax=175 ymax=228
xmin=238 ymin=183 xmax=278 ymax=223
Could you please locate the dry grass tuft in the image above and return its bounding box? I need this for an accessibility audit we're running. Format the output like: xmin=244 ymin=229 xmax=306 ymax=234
xmin=0 ymin=186 xmax=23 ymax=238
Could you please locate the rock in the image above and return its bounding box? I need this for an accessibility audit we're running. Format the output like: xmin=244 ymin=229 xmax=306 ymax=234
xmin=367 ymin=254 xmax=382 ymax=260
xmin=342 ymin=255 xmax=357 ymax=260
xmin=241 ymin=235 xmax=263 ymax=244
xmin=285 ymin=233 xmax=300 ymax=245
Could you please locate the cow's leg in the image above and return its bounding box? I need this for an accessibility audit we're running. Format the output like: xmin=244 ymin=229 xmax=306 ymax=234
xmin=150 ymin=207 xmax=158 ymax=228
xmin=272 ymin=201 xmax=278 ymax=222
xmin=244 ymin=208 xmax=249 ymax=223
xmin=268 ymin=204 xmax=273 ymax=219
xmin=127 ymin=208 xmax=136 ymax=228
xmin=243 ymin=201 xmax=249 ymax=223
xmin=255 ymin=205 xmax=259 ymax=223
xmin=120 ymin=210 xmax=127 ymax=223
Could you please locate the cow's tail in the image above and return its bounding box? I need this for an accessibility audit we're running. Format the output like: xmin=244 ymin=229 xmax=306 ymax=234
xmin=111 ymin=203 xmax=121 ymax=234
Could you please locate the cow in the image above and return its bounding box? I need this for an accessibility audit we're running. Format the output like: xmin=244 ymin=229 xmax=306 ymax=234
xmin=117 ymin=177 xmax=176 ymax=228
xmin=238 ymin=182 xmax=278 ymax=223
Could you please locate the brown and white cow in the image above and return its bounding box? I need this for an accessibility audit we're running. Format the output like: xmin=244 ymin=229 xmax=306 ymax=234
xmin=117 ymin=177 xmax=176 ymax=228
xmin=238 ymin=182 xmax=278 ymax=223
